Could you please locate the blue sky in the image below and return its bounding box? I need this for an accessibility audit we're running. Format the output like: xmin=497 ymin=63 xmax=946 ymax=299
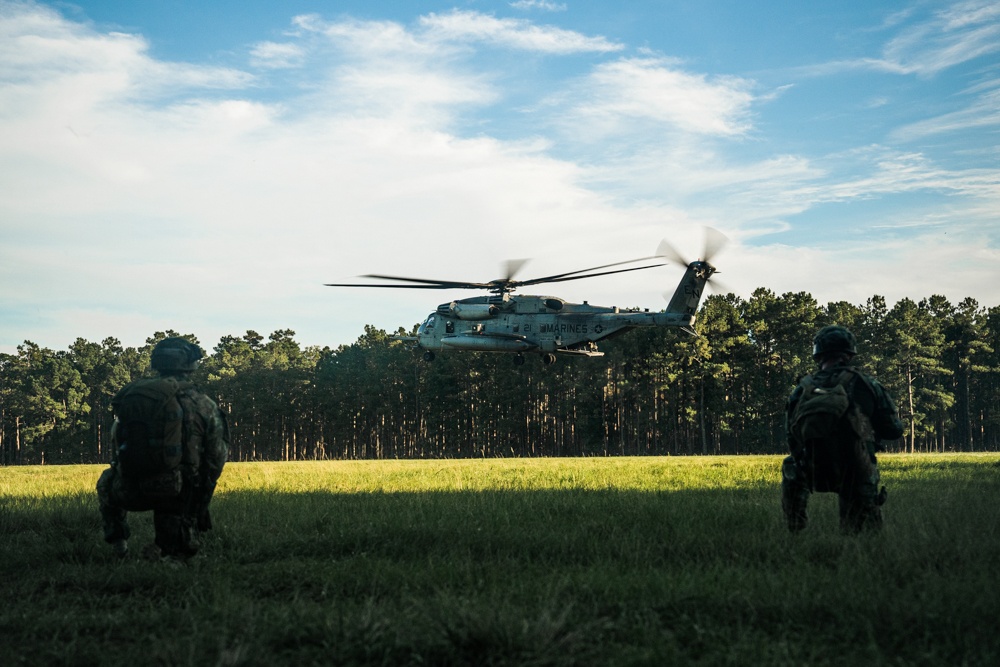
xmin=1 ymin=0 xmax=998 ymax=354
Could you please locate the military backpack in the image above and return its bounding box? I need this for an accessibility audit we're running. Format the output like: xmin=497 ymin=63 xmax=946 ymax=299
xmin=789 ymin=369 xmax=869 ymax=492
xmin=112 ymin=377 xmax=192 ymax=498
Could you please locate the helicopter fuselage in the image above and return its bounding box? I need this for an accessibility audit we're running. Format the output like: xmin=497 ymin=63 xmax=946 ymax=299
xmin=329 ymin=233 xmax=724 ymax=364
xmin=405 ymin=293 xmax=695 ymax=359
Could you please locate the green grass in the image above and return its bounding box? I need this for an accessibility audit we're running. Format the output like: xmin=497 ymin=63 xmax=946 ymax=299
xmin=1 ymin=454 xmax=999 ymax=666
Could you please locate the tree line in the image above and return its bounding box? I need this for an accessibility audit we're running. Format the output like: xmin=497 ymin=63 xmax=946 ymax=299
xmin=2 ymin=289 xmax=998 ymax=465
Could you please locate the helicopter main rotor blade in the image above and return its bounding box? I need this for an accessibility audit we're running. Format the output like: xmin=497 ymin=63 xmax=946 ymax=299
xmin=325 ymin=282 xmax=481 ymax=290
xmin=364 ymin=274 xmax=495 ymax=290
xmin=517 ymin=262 xmax=666 ymax=287
xmin=328 ymin=249 xmax=677 ymax=293
xmin=514 ymin=255 xmax=663 ymax=287
xmin=326 ymin=274 xmax=493 ymax=290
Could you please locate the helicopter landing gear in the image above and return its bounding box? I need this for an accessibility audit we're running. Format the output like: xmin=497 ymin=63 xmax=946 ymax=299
xmin=513 ymin=354 xmax=525 ymax=366
xmin=542 ymin=353 xmax=557 ymax=365
xmin=422 ymin=351 xmax=435 ymax=362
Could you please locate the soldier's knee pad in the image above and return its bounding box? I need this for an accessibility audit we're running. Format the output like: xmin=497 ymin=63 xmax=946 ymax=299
xmin=96 ymin=467 xmax=115 ymax=499
xmin=782 ymin=456 xmax=810 ymax=497
xmin=781 ymin=456 xmax=800 ymax=483
xmin=781 ymin=455 xmax=793 ymax=476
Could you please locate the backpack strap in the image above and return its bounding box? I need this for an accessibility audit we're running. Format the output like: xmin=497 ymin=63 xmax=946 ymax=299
xmin=834 ymin=368 xmax=879 ymax=443
xmin=836 ymin=367 xmax=879 ymax=413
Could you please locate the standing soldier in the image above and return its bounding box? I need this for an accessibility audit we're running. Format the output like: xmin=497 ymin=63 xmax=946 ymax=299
xmin=782 ymin=325 xmax=903 ymax=533
xmin=97 ymin=337 xmax=229 ymax=560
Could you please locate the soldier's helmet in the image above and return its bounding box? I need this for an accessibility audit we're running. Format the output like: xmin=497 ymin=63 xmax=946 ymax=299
xmin=812 ymin=325 xmax=858 ymax=361
xmin=150 ymin=337 xmax=204 ymax=373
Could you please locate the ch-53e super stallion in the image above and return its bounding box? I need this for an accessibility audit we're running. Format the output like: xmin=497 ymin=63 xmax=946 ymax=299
xmin=327 ymin=229 xmax=727 ymax=365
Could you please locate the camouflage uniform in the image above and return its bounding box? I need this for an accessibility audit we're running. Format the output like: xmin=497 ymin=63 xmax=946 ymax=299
xmin=97 ymin=339 xmax=229 ymax=558
xmin=781 ymin=327 xmax=903 ymax=533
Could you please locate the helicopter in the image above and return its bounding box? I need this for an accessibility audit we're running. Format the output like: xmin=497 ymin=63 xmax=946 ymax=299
xmin=326 ymin=228 xmax=727 ymax=365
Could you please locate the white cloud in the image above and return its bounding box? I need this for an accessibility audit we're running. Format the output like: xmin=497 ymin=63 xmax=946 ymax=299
xmin=249 ymin=41 xmax=305 ymax=69
xmin=0 ymin=1 xmax=250 ymax=97
xmin=893 ymin=83 xmax=1000 ymax=140
xmin=294 ymin=14 xmax=442 ymax=59
xmin=726 ymin=233 xmax=1000 ymax=310
xmin=283 ymin=13 xmax=497 ymax=127
xmin=785 ymin=147 xmax=1000 ymax=205
xmin=552 ymin=57 xmax=755 ymax=139
xmin=419 ymin=10 xmax=622 ymax=54
xmin=875 ymin=0 xmax=1000 ymax=76
xmin=510 ymin=1 xmax=567 ymax=12
xmin=792 ymin=1 xmax=1000 ymax=78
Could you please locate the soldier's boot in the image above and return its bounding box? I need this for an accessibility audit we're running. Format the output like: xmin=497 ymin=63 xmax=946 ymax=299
xmin=843 ymin=504 xmax=883 ymax=533
xmin=781 ymin=456 xmax=810 ymax=532
xmin=859 ymin=487 xmax=887 ymax=532
xmin=839 ymin=493 xmax=883 ymax=534
xmin=845 ymin=472 xmax=886 ymax=534
xmin=154 ymin=512 xmax=200 ymax=560
xmin=111 ymin=539 xmax=129 ymax=559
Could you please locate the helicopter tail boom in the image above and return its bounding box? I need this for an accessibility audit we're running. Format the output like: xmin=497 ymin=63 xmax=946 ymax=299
xmin=665 ymin=260 xmax=716 ymax=321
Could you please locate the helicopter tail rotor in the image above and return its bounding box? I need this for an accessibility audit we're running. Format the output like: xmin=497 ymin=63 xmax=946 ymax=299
xmin=655 ymin=238 xmax=689 ymax=267
xmin=661 ymin=227 xmax=730 ymax=315
xmin=656 ymin=226 xmax=728 ymax=268
xmin=702 ymin=226 xmax=728 ymax=265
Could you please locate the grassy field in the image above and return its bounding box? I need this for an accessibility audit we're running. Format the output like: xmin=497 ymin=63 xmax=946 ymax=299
xmin=1 ymin=454 xmax=999 ymax=666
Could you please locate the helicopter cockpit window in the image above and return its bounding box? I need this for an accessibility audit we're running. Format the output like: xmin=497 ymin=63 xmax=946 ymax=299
xmin=420 ymin=314 xmax=436 ymax=332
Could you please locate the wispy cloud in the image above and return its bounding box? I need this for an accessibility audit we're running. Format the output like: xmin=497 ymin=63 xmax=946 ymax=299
xmin=553 ymin=57 xmax=755 ymax=139
xmin=792 ymin=1 xmax=1000 ymax=78
xmin=870 ymin=0 xmax=1000 ymax=75
xmin=509 ymin=1 xmax=567 ymax=12
xmin=419 ymin=10 xmax=622 ymax=54
xmin=290 ymin=9 xmax=620 ymax=58
xmin=284 ymin=14 xmax=496 ymax=126
xmin=267 ymin=10 xmax=624 ymax=125
xmin=0 ymin=1 xmax=250 ymax=96
xmin=249 ymin=41 xmax=305 ymax=69
xmin=293 ymin=14 xmax=442 ymax=59
xmin=894 ymin=81 xmax=1000 ymax=139
xmin=792 ymin=148 xmax=1000 ymax=205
